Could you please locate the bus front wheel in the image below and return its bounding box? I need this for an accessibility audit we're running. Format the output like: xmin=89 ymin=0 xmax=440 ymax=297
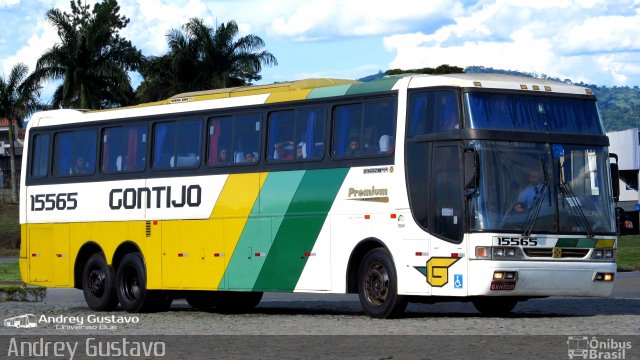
xmin=357 ymin=248 xmax=407 ymax=318
xmin=472 ymin=297 xmax=518 ymax=316
xmin=82 ymin=253 xmax=119 ymax=311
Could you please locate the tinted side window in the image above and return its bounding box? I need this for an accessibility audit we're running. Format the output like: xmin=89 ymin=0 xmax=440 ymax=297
xmin=332 ymin=104 xmax=362 ymax=157
xmin=408 ymin=90 xmax=460 ymax=137
xmin=431 ymin=145 xmax=463 ymax=242
xmin=207 ymin=113 xmax=261 ymax=165
xmin=268 ymin=108 xmax=326 ymax=162
xmin=53 ymin=130 xmax=97 ymax=176
xmin=101 ymin=125 xmax=147 ymax=173
xmin=30 ymin=134 xmax=50 ymax=178
xmin=153 ymin=120 xmax=202 ymax=169
xmin=333 ymin=98 xmax=396 ymax=158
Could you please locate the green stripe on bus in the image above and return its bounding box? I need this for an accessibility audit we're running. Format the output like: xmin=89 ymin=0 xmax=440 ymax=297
xmin=345 ymin=78 xmax=399 ymax=95
xmin=307 ymin=84 xmax=352 ymax=99
xmin=252 ymin=168 xmax=349 ymax=291
xmin=556 ymin=238 xmax=597 ymax=248
xmin=221 ymin=171 xmax=306 ymax=290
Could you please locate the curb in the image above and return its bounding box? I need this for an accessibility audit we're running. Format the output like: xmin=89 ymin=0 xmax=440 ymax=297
xmin=0 ymin=283 xmax=47 ymax=302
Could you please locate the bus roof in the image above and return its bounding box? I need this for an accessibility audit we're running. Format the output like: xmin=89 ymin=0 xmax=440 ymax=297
xmin=28 ymin=73 xmax=593 ymax=128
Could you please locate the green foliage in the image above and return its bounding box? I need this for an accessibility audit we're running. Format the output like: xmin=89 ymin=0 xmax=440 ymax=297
xmin=617 ymin=235 xmax=640 ymax=271
xmin=0 ymin=262 xmax=20 ymax=282
xmin=32 ymin=0 xmax=142 ymax=109
xmin=137 ymin=18 xmax=277 ymax=102
xmin=385 ymin=64 xmax=464 ymax=76
xmin=0 ymin=63 xmax=42 ymax=127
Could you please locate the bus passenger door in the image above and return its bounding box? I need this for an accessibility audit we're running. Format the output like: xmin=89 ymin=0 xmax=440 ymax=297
xmin=429 ymin=143 xmax=467 ymax=296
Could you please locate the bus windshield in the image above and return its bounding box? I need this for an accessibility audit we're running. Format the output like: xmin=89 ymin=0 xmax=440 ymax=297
xmin=469 ymin=141 xmax=616 ymax=235
xmin=465 ymin=92 xmax=604 ymax=135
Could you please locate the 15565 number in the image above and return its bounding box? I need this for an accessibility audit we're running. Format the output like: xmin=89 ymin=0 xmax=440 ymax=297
xmin=496 ymin=237 xmax=539 ymax=246
xmin=30 ymin=193 xmax=78 ymax=211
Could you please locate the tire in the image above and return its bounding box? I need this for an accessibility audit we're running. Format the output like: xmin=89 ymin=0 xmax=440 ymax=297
xmin=358 ymin=248 xmax=407 ymax=318
xmin=186 ymin=291 xmax=217 ymax=311
xmin=115 ymin=253 xmax=157 ymax=313
xmin=472 ymin=297 xmax=518 ymax=316
xmin=213 ymin=291 xmax=263 ymax=313
xmin=82 ymin=253 xmax=119 ymax=311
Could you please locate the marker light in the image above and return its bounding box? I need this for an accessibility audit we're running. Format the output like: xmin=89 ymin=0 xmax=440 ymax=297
xmin=475 ymin=247 xmax=491 ymax=259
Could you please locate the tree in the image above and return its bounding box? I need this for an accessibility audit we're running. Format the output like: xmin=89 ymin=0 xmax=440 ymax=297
xmin=138 ymin=18 xmax=277 ymax=102
xmin=0 ymin=63 xmax=43 ymax=202
xmin=385 ymin=64 xmax=465 ymax=76
xmin=32 ymin=0 xmax=142 ymax=109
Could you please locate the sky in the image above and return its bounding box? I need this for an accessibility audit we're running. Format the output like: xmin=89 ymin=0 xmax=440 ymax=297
xmin=1 ymin=0 xmax=640 ymax=103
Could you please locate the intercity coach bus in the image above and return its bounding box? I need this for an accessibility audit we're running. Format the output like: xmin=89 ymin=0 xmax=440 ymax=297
xmin=19 ymin=74 xmax=618 ymax=318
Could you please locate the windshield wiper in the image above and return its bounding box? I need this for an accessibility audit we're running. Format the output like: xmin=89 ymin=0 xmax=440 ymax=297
xmin=522 ymin=181 xmax=549 ymax=237
xmin=522 ymin=158 xmax=551 ymax=237
xmin=559 ymin=181 xmax=594 ymax=238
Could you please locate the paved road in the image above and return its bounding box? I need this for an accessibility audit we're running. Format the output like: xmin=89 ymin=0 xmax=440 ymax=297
xmin=1 ymin=272 xmax=638 ymax=359
xmin=1 ymin=272 xmax=638 ymax=336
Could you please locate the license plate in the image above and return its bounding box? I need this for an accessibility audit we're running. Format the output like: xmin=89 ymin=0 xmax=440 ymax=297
xmin=490 ymin=281 xmax=516 ymax=291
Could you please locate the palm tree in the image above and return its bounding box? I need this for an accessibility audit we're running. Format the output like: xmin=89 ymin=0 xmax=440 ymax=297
xmin=138 ymin=18 xmax=277 ymax=102
xmin=32 ymin=0 xmax=142 ymax=109
xmin=0 ymin=63 xmax=43 ymax=202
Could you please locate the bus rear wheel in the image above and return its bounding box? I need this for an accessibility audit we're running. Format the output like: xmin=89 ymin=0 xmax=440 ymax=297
xmin=358 ymin=248 xmax=407 ymax=318
xmin=115 ymin=253 xmax=167 ymax=313
xmin=82 ymin=253 xmax=119 ymax=311
xmin=213 ymin=292 xmax=263 ymax=313
xmin=472 ymin=297 xmax=519 ymax=316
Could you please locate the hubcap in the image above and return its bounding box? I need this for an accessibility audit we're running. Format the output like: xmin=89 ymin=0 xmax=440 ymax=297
xmin=122 ymin=266 xmax=140 ymax=301
xmin=364 ymin=261 xmax=389 ymax=305
xmin=88 ymin=268 xmax=105 ymax=297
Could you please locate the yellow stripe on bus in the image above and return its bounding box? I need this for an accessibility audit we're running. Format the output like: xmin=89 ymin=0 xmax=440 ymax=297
xmin=208 ymin=173 xmax=267 ymax=289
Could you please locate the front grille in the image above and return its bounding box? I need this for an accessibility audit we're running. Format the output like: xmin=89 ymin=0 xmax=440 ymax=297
xmin=523 ymin=248 xmax=589 ymax=258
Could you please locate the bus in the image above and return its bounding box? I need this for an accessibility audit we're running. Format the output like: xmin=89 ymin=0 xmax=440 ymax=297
xmin=19 ymin=74 xmax=618 ymax=318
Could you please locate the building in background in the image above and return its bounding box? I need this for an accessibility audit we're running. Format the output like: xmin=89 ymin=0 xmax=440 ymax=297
xmin=607 ymin=128 xmax=639 ymax=235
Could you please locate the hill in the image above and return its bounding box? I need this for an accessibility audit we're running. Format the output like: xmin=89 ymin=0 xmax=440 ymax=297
xmin=358 ymin=66 xmax=639 ymax=132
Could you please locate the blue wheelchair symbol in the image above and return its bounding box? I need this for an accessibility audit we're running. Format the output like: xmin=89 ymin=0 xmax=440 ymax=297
xmin=454 ymin=274 xmax=463 ymax=289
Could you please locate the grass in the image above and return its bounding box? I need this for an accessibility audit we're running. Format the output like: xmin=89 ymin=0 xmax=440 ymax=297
xmin=0 ymin=262 xmax=21 ymax=282
xmin=617 ymin=235 xmax=640 ymax=271
xmin=0 ymin=202 xmax=20 ymax=257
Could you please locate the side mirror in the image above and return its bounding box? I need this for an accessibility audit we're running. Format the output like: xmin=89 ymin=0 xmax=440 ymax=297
xmin=610 ymin=153 xmax=620 ymax=202
xmin=464 ymin=148 xmax=479 ymax=197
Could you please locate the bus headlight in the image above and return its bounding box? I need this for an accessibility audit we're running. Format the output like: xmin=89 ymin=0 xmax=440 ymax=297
xmin=591 ymin=248 xmax=615 ymax=260
xmin=493 ymin=247 xmax=517 ymax=257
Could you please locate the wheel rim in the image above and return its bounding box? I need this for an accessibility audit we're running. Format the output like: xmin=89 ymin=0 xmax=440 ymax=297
xmin=87 ymin=267 xmax=105 ymax=297
xmin=364 ymin=261 xmax=389 ymax=305
xmin=121 ymin=265 xmax=141 ymax=302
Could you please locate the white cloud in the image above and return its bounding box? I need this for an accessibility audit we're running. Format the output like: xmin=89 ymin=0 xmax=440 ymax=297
xmin=383 ymin=0 xmax=640 ymax=85
xmin=0 ymin=0 xmax=19 ymax=7
xmin=268 ymin=0 xmax=462 ymax=41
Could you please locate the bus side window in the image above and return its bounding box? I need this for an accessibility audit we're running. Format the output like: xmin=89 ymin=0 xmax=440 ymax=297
xmin=30 ymin=134 xmax=50 ymax=178
xmin=233 ymin=113 xmax=261 ymax=164
xmin=268 ymin=110 xmax=295 ymax=161
xmin=332 ymin=104 xmax=362 ymax=157
xmin=208 ymin=113 xmax=260 ymax=165
xmin=408 ymin=90 xmax=460 ymax=137
xmin=363 ymin=99 xmax=396 ymax=154
xmin=153 ymin=120 xmax=202 ymax=169
xmin=295 ymin=108 xmax=325 ymax=160
xmin=101 ymin=125 xmax=147 ymax=173
xmin=53 ymin=130 xmax=97 ymax=177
